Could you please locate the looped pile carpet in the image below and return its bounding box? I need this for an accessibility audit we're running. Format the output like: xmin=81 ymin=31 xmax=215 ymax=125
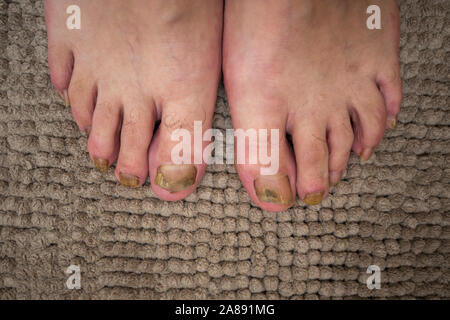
xmin=0 ymin=0 xmax=448 ymax=299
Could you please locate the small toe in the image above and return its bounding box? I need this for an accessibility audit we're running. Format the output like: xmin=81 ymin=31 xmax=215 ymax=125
xmin=114 ymin=100 xmax=156 ymax=187
xmin=327 ymin=114 xmax=354 ymax=186
xmin=47 ymin=43 xmax=73 ymax=98
xmin=377 ymin=67 xmax=402 ymax=129
xmin=291 ymin=117 xmax=329 ymax=206
xmin=45 ymin=4 xmax=74 ymax=95
xmin=350 ymin=82 xmax=387 ymax=161
xmin=88 ymin=95 xmax=122 ymax=174
xmin=67 ymin=67 xmax=97 ymax=133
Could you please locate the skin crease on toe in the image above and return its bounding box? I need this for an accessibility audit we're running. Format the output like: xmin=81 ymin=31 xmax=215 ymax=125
xmin=224 ymin=0 xmax=401 ymax=210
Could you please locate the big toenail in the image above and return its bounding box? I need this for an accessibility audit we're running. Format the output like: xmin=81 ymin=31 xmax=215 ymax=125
xmin=155 ymin=164 xmax=197 ymax=192
xmin=388 ymin=115 xmax=397 ymax=129
xmin=329 ymin=171 xmax=343 ymax=186
xmin=303 ymin=191 xmax=324 ymax=206
xmin=360 ymin=148 xmax=373 ymax=162
xmin=119 ymin=172 xmax=140 ymax=188
xmin=93 ymin=158 xmax=109 ymax=174
xmin=254 ymin=174 xmax=294 ymax=205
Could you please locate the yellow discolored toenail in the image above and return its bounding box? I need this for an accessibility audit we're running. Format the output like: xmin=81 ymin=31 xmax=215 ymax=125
xmin=254 ymin=174 xmax=294 ymax=206
xmin=93 ymin=158 xmax=109 ymax=174
xmin=303 ymin=191 xmax=324 ymax=206
xmin=84 ymin=126 xmax=91 ymax=136
xmin=360 ymin=148 xmax=373 ymax=162
xmin=155 ymin=164 xmax=197 ymax=193
xmin=119 ymin=172 xmax=140 ymax=188
xmin=388 ymin=115 xmax=397 ymax=129
xmin=58 ymin=89 xmax=70 ymax=107
xmin=329 ymin=170 xmax=343 ymax=186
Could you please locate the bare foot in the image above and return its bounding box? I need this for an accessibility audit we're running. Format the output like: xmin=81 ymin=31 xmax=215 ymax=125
xmin=223 ymin=0 xmax=401 ymax=211
xmin=45 ymin=0 xmax=223 ymax=200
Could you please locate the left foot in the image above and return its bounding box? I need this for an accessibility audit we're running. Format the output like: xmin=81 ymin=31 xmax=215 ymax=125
xmin=223 ymin=0 xmax=402 ymax=211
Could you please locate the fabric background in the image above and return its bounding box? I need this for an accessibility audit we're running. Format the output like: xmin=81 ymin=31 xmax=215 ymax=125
xmin=0 ymin=0 xmax=448 ymax=299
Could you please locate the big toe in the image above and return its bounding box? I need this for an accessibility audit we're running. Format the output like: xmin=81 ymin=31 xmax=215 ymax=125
xmin=149 ymin=102 xmax=212 ymax=201
xmin=230 ymin=102 xmax=296 ymax=212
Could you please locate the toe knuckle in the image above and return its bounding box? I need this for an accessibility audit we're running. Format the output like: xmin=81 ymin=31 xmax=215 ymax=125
xmin=381 ymin=67 xmax=401 ymax=85
xmin=329 ymin=151 xmax=350 ymax=172
xmin=365 ymin=130 xmax=384 ymax=148
xmin=341 ymin=127 xmax=355 ymax=149
xmin=68 ymin=77 xmax=85 ymax=97
xmin=373 ymin=107 xmax=387 ymax=128
xmin=122 ymin=117 xmax=138 ymax=130
xmin=95 ymin=100 xmax=113 ymax=111
xmin=329 ymin=163 xmax=346 ymax=173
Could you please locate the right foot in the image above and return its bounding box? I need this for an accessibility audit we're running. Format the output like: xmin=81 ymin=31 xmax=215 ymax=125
xmin=45 ymin=0 xmax=223 ymax=200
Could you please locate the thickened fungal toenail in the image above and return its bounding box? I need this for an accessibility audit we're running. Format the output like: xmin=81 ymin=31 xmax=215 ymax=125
xmin=58 ymin=89 xmax=70 ymax=107
xmin=329 ymin=171 xmax=343 ymax=186
xmin=388 ymin=115 xmax=397 ymax=129
xmin=155 ymin=164 xmax=197 ymax=193
xmin=303 ymin=191 xmax=324 ymax=206
xmin=119 ymin=172 xmax=140 ymax=188
xmin=93 ymin=158 xmax=109 ymax=174
xmin=360 ymin=148 xmax=373 ymax=162
xmin=254 ymin=174 xmax=294 ymax=206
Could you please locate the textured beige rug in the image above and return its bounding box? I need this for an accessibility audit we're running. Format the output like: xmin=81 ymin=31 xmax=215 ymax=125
xmin=0 ymin=0 xmax=449 ymax=299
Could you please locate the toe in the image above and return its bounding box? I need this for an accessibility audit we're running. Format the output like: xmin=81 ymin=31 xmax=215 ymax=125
xmin=45 ymin=4 xmax=73 ymax=97
xmin=377 ymin=66 xmax=402 ymax=129
xmin=231 ymin=104 xmax=296 ymax=212
xmin=67 ymin=67 xmax=97 ymax=133
xmin=47 ymin=43 xmax=73 ymax=102
xmin=291 ymin=118 xmax=329 ymax=206
xmin=350 ymin=82 xmax=387 ymax=161
xmin=327 ymin=114 xmax=354 ymax=186
xmin=149 ymin=102 xmax=210 ymax=200
xmin=88 ymin=95 xmax=122 ymax=174
xmin=114 ymin=99 xmax=156 ymax=188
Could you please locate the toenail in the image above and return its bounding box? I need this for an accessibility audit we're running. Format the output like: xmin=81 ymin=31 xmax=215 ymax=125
xmin=360 ymin=148 xmax=373 ymax=162
xmin=254 ymin=174 xmax=294 ymax=206
xmin=58 ymin=89 xmax=70 ymax=107
xmin=329 ymin=171 xmax=343 ymax=186
xmin=84 ymin=126 xmax=91 ymax=136
xmin=303 ymin=191 xmax=324 ymax=206
xmin=93 ymin=158 xmax=109 ymax=174
xmin=155 ymin=164 xmax=197 ymax=193
xmin=119 ymin=172 xmax=140 ymax=188
xmin=388 ymin=115 xmax=397 ymax=129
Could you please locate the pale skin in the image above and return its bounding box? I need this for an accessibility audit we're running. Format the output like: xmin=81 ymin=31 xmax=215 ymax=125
xmin=45 ymin=0 xmax=401 ymax=212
